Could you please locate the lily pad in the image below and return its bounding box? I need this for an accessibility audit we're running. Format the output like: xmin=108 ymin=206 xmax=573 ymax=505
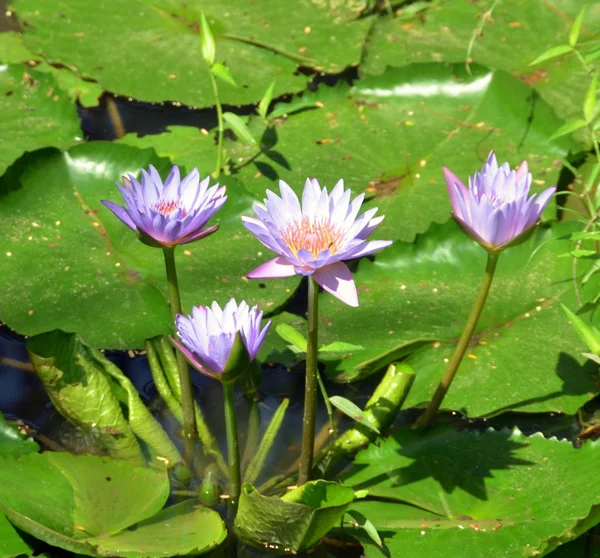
xmin=9 ymin=0 xmax=310 ymax=108
xmin=0 ymin=64 xmax=82 ymax=176
xmin=235 ymin=480 xmax=355 ymax=552
xmin=0 ymin=511 xmax=32 ymax=558
xmin=361 ymin=0 xmax=600 ymax=123
xmin=0 ymin=142 xmax=298 ymax=348
xmin=229 ymin=64 xmax=574 ymax=243
xmin=313 ymin=220 xmax=599 ymax=416
xmin=0 ymin=452 xmax=169 ymax=555
xmin=342 ymin=426 xmax=600 ymax=557
xmin=87 ymin=500 xmax=227 ymax=557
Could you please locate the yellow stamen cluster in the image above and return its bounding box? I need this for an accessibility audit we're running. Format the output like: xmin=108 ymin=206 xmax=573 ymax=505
xmin=282 ymin=218 xmax=342 ymax=258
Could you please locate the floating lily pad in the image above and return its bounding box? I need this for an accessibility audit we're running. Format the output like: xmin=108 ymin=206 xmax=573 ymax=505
xmin=9 ymin=0 xmax=311 ymax=107
xmin=0 ymin=142 xmax=298 ymax=348
xmin=228 ymin=64 xmax=574 ymax=243
xmin=342 ymin=426 xmax=600 ymax=557
xmin=0 ymin=511 xmax=32 ymax=558
xmin=361 ymin=0 xmax=600 ymax=124
xmin=0 ymin=64 xmax=82 ymax=176
xmin=0 ymin=452 xmax=169 ymax=555
xmin=87 ymin=500 xmax=227 ymax=558
xmin=311 ymin=220 xmax=600 ymax=416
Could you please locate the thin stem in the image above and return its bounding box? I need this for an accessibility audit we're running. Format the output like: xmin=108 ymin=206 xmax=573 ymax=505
xmin=417 ymin=251 xmax=500 ymax=427
xmin=209 ymin=70 xmax=224 ymax=178
xmin=298 ymin=276 xmax=319 ymax=485
xmin=163 ymin=247 xmax=198 ymax=470
xmin=223 ymin=382 xmax=241 ymax=516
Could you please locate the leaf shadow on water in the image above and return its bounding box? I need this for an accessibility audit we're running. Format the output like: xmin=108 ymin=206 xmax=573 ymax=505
xmin=488 ymin=352 xmax=599 ymax=416
xmin=348 ymin=427 xmax=534 ymax=503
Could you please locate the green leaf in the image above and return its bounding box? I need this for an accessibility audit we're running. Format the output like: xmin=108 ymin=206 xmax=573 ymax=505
xmin=118 ymin=126 xmax=216 ymax=174
xmin=275 ymin=323 xmax=307 ymax=353
xmin=319 ymin=341 xmax=365 ymax=353
xmin=90 ymin=348 xmax=183 ymax=466
xmin=0 ymin=412 xmax=39 ymax=457
xmin=235 ymin=480 xmax=355 ymax=552
xmin=0 ymin=64 xmax=82 ymax=176
xmin=0 ymin=31 xmax=39 ymax=63
xmin=342 ymin=427 xmax=600 ymax=557
xmin=530 ymin=44 xmax=575 ymax=65
xmin=345 ymin=510 xmax=382 ymax=548
xmin=0 ymin=452 xmax=169 ymax=555
xmin=584 ymin=74 xmax=598 ymax=122
xmin=229 ymin=65 xmax=572 ymax=243
xmin=316 ymin=220 xmax=599 ymax=417
xmin=0 ymin=510 xmax=32 ymax=558
xmin=211 ymin=62 xmax=237 ymax=87
xmin=34 ymin=63 xmax=104 ymax=107
xmin=27 ymin=330 xmax=146 ymax=464
xmin=9 ymin=0 xmax=372 ymax=107
xmin=569 ymin=5 xmax=587 ymax=46
xmin=550 ymin=118 xmax=588 ymax=139
xmin=0 ymin=143 xmax=298 ymax=348
xmin=329 ymin=396 xmax=380 ymax=434
xmin=562 ymin=304 xmax=600 ymax=354
xmin=199 ymin=13 xmax=216 ymax=66
xmin=258 ymin=80 xmax=276 ymax=119
xmin=87 ymin=500 xmax=227 ymax=557
xmin=360 ymin=0 xmax=599 ymax=123
xmin=223 ymin=112 xmax=257 ymax=146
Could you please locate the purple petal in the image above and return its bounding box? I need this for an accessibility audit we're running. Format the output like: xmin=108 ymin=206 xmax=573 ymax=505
xmin=247 ymin=257 xmax=297 ymax=279
xmin=179 ymin=224 xmax=220 ymax=245
xmin=101 ymin=200 xmax=137 ymax=231
xmin=343 ymin=239 xmax=392 ymax=260
xmin=443 ymin=166 xmax=468 ymax=215
xmin=170 ymin=336 xmax=216 ymax=378
xmin=313 ymin=261 xmax=358 ymax=307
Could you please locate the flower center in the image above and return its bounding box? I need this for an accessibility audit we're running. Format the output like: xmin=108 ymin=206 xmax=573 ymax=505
xmin=154 ymin=199 xmax=182 ymax=216
xmin=282 ymin=218 xmax=342 ymax=258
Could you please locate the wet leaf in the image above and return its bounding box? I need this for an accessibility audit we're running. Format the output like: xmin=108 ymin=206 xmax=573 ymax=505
xmin=317 ymin=221 xmax=599 ymax=416
xmin=0 ymin=452 xmax=169 ymax=555
xmin=0 ymin=64 xmax=82 ymax=176
xmin=343 ymin=427 xmax=600 ymax=557
xmin=0 ymin=142 xmax=298 ymax=348
xmin=329 ymin=396 xmax=380 ymax=434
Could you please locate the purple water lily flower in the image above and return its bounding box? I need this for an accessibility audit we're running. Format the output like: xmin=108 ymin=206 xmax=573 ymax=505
xmin=242 ymin=179 xmax=392 ymax=307
xmin=172 ymin=299 xmax=270 ymax=379
xmin=444 ymin=152 xmax=556 ymax=251
xmin=102 ymin=164 xmax=227 ymax=247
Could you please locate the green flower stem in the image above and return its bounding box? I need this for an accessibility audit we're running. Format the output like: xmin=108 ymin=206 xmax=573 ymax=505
xmin=209 ymin=70 xmax=224 ymax=178
xmin=162 ymin=246 xmax=198 ymax=469
xmin=417 ymin=251 xmax=500 ymax=427
xmin=223 ymin=381 xmax=241 ymax=516
xmin=153 ymin=337 xmax=228 ymax=476
xmin=298 ymin=276 xmax=319 ymax=485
